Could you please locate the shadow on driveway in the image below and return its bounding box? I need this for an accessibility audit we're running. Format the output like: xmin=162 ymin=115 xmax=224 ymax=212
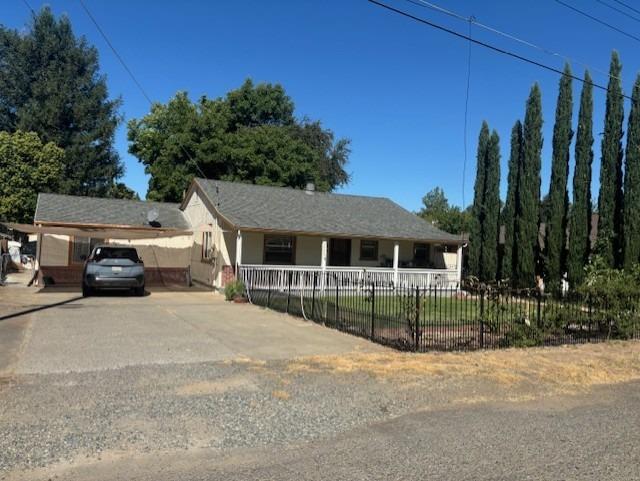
xmin=0 ymin=296 xmax=84 ymax=322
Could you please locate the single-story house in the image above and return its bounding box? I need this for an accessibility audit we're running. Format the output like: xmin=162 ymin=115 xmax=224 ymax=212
xmin=31 ymin=179 xmax=465 ymax=289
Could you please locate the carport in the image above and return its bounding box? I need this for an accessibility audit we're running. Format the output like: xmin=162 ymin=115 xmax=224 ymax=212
xmin=1 ymin=193 xmax=197 ymax=288
xmin=1 ymin=220 xmax=193 ymax=288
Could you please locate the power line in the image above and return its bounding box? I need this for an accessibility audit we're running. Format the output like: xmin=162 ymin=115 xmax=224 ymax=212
xmin=611 ymin=0 xmax=640 ymax=16
xmin=368 ymin=0 xmax=633 ymax=101
xmin=406 ymin=0 xmax=616 ymax=82
xmin=78 ymin=0 xmax=153 ymax=105
xmin=20 ymin=0 xmax=36 ymax=16
xmin=596 ymin=0 xmax=640 ymax=24
xmin=77 ymin=0 xmax=208 ymax=180
xmin=555 ymin=0 xmax=640 ymax=44
xmin=461 ymin=18 xmax=472 ymax=209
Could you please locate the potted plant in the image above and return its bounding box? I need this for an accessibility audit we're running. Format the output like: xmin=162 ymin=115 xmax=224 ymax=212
xmin=224 ymin=279 xmax=248 ymax=303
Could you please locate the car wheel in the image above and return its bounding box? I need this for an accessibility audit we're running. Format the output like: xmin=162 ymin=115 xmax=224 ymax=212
xmin=135 ymin=285 xmax=145 ymax=297
xmin=82 ymin=283 xmax=92 ymax=297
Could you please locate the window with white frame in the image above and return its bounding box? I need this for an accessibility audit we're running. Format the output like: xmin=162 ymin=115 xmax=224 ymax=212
xmin=202 ymin=231 xmax=214 ymax=260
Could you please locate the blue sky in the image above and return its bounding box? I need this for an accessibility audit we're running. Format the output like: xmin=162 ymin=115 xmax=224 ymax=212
xmin=5 ymin=0 xmax=640 ymax=211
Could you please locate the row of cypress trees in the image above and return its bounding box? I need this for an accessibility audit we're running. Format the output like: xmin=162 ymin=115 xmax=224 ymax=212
xmin=469 ymin=51 xmax=640 ymax=289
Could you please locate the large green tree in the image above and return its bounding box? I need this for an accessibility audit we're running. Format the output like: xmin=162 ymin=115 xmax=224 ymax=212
xmin=597 ymin=51 xmax=625 ymax=268
xmin=567 ymin=72 xmax=594 ymax=287
xmin=480 ymin=130 xmax=501 ymax=282
xmin=514 ymin=84 xmax=543 ymax=288
xmin=128 ymin=80 xmax=350 ymax=202
xmin=0 ymin=8 xmax=123 ymax=196
xmin=544 ymin=64 xmax=573 ymax=291
xmin=418 ymin=187 xmax=471 ymax=235
xmin=622 ymin=75 xmax=640 ymax=269
xmin=469 ymin=122 xmax=490 ymax=279
xmin=0 ymin=131 xmax=64 ymax=223
xmin=501 ymin=120 xmax=523 ymax=282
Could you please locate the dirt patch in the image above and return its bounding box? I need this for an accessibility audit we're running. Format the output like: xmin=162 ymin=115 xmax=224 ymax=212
xmin=287 ymin=341 xmax=640 ymax=394
xmin=271 ymin=389 xmax=290 ymax=400
xmin=176 ymin=376 xmax=257 ymax=396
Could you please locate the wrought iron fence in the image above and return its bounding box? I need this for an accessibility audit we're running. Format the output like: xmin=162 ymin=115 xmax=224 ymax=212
xmin=240 ymin=266 xmax=640 ymax=352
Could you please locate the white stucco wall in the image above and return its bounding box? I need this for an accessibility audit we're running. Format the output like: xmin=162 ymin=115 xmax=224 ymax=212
xmin=182 ymin=189 xmax=226 ymax=287
xmin=241 ymin=231 xmax=264 ymax=264
xmin=296 ymin=236 xmax=322 ymax=265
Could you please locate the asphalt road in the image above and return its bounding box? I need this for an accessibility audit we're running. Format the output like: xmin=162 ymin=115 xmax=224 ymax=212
xmin=11 ymin=381 xmax=640 ymax=481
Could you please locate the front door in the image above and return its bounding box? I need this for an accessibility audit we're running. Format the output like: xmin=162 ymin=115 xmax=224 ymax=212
xmin=329 ymin=238 xmax=351 ymax=266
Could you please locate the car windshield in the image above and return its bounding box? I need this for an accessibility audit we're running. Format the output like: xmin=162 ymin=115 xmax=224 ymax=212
xmin=92 ymin=247 xmax=139 ymax=262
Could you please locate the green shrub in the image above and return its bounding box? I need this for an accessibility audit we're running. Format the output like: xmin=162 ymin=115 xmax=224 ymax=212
xmin=577 ymin=257 xmax=640 ymax=339
xmin=224 ymin=279 xmax=246 ymax=301
xmin=500 ymin=322 xmax=544 ymax=348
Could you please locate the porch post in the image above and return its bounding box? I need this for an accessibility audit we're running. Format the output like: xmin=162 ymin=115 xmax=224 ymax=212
xmin=456 ymin=243 xmax=463 ymax=289
xmin=321 ymin=237 xmax=328 ymax=269
xmin=392 ymin=241 xmax=399 ymax=287
xmin=320 ymin=237 xmax=328 ymax=293
xmin=235 ymin=229 xmax=243 ymax=274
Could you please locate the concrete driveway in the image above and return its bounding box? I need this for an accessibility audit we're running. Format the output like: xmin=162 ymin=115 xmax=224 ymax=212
xmin=1 ymin=287 xmax=380 ymax=375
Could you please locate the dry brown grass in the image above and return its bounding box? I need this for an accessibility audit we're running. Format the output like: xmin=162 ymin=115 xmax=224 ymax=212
xmin=287 ymin=341 xmax=640 ymax=391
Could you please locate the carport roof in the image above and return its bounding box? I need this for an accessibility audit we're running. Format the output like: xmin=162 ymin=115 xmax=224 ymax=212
xmin=34 ymin=193 xmax=191 ymax=230
xmin=191 ymin=178 xmax=464 ymax=243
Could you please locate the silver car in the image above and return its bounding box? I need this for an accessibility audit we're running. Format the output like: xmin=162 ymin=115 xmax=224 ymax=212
xmin=82 ymin=245 xmax=145 ymax=296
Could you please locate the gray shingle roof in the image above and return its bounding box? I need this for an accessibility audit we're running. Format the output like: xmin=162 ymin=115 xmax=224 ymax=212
xmin=35 ymin=193 xmax=191 ymax=230
xmin=194 ymin=179 xmax=463 ymax=243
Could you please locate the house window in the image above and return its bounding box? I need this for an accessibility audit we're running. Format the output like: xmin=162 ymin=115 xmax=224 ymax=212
xmin=202 ymin=231 xmax=213 ymax=260
xmin=264 ymin=235 xmax=294 ymax=264
xmin=359 ymin=240 xmax=378 ymax=261
xmin=413 ymin=243 xmax=430 ymax=267
xmin=71 ymin=237 xmax=101 ymax=263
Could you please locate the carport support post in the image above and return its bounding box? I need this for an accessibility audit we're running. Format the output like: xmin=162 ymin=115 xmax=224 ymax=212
xmin=392 ymin=241 xmax=399 ymax=288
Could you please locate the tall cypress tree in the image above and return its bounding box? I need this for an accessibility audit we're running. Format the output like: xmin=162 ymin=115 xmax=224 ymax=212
xmin=501 ymin=120 xmax=523 ymax=282
xmin=469 ymin=122 xmax=490 ymax=279
xmin=567 ymin=71 xmax=594 ymax=287
xmin=597 ymin=51 xmax=625 ymax=267
xmin=623 ymin=74 xmax=640 ymax=269
xmin=514 ymin=84 xmax=543 ymax=288
xmin=480 ymin=130 xmax=501 ymax=281
xmin=545 ymin=64 xmax=573 ymax=291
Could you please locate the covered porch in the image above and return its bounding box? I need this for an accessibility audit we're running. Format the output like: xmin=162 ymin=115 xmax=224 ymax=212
xmin=233 ymin=231 xmax=463 ymax=289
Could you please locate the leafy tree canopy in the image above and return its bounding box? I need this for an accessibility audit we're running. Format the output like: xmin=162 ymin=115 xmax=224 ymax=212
xmin=0 ymin=7 xmax=124 ymax=196
xmin=418 ymin=187 xmax=471 ymax=235
xmin=128 ymin=79 xmax=351 ymax=202
xmin=107 ymin=182 xmax=140 ymax=200
xmin=0 ymin=131 xmax=64 ymax=223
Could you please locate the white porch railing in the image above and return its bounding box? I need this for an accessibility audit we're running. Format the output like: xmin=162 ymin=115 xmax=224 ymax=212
xmin=238 ymin=264 xmax=459 ymax=291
